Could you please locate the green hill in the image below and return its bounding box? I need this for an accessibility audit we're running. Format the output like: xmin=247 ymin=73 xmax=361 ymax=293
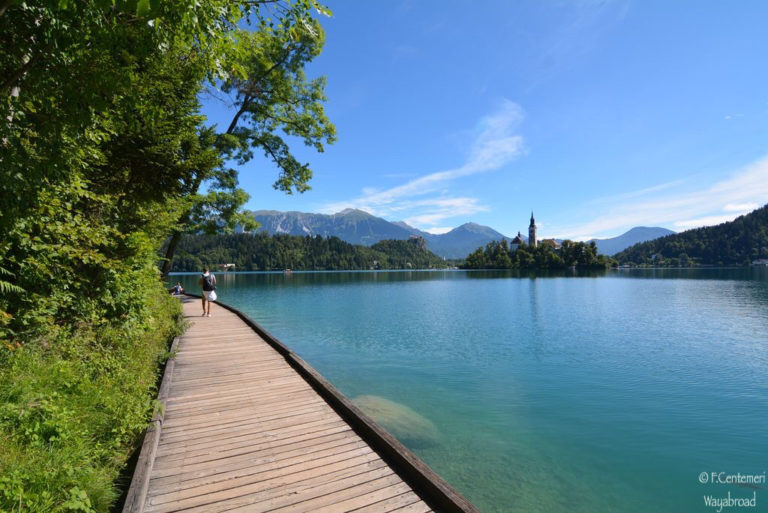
xmin=615 ymin=204 xmax=768 ymax=266
xmin=463 ymin=239 xmax=614 ymax=270
xmin=171 ymin=233 xmax=446 ymax=271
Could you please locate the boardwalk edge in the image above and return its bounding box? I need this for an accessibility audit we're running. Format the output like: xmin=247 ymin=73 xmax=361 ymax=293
xmin=185 ymin=292 xmax=481 ymax=513
xmin=122 ymin=336 xmax=180 ymax=513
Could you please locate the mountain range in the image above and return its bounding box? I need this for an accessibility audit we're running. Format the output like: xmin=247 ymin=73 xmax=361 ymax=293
xmin=589 ymin=226 xmax=675 ymax=256
xmin=246 ymin=209 xmax=673 ymax=258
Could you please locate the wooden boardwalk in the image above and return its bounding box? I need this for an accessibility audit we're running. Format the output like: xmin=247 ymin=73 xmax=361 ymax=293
xmin=124 ymin=296 xmax=478 ymax=513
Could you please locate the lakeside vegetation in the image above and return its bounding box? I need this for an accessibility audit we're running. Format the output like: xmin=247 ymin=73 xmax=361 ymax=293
xmin=172 ymin=233 xmax=447 ymax=271
xmin=616 ymin=204 xmax=768 ymax=267
xmin=1 ymin=1 xmax=333 ymax=510
xmin=463 ymin=240 xmax=615 ymax=270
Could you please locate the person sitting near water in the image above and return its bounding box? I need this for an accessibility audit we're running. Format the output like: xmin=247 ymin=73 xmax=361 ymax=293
xmin=198 ymin=267 xmax=217 ymax=317
xmin=170 ymin=282 xmax=184 ymax=295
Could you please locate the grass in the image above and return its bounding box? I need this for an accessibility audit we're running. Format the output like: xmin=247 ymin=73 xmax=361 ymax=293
xmin=0 ymin=285 xmax=182 ymax=513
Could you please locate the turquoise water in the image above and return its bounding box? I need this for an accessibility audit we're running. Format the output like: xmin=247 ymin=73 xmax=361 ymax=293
xmin=174 ymin=269 xmax=768 ymax=512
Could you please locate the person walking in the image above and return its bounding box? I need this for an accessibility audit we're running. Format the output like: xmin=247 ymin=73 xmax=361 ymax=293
xmin=198 ymin=267 xmax=217 ymax=317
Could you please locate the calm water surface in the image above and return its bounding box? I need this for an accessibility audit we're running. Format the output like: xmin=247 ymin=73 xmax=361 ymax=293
xmin=174 ymin=269 xmax=768 ymax=512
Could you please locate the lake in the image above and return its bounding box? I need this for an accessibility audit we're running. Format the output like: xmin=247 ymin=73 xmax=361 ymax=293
xmin=173 ymin=268 xmax=768 ymax=512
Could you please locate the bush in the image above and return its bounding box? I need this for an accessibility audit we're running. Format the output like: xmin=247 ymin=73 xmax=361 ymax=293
xmin=0 ymin=282 xmax=181 ymax=512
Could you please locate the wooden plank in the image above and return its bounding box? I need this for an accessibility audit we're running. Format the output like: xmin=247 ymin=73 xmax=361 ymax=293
xmin=309 ymin=482 xmax=415 ymax=513
xmin=175 ymin=347 xmax=278 ymax=358
xmin=147 ymin=429 xmax=361 ymax=491
xmin=155 ymin=426 xmax=363 ymax=474
xmin=151 ymin=450 xmax=384 ymax=504
xmin=165 ymin=395 xmax=320 ymax=420
xmin=167 ymin=380 xmax=308 ymax=398
xmin=155 ymin=422 xmax=352 ymax=460
xmin=165 ymin=371 xmax=304 ymax=391
xmin=158 ymin=411 xmax=343 ymax=446
xmin=392 ymin=501 xmax=432 ymax=513
xmin=149 ymin=462 xmax=395 ymax=513
xmin=179 ymin=458 xmax=392 ymax=513
xmin=221 ymin=467 xmax=401 ymax=513
xmin=389 ymin=500 xmax=433 ymax=513
xmin=164 ymin=393 xmax=328 ymax=419
xmin=264 ymin=473 xmax=406 ymax=513
xmin=164 ymin=391 xmax=321 ymax=415
xmin=164 ymin=395 xmax=322 ymax=420
xmin=177 ymin=334 xmax=258 ymax=342
xmin=348 ymin=491 xmax=425 ymax=512
xmin=159 ymin=396 xmax=334 ymax=432
xmin=154 ymin=419 xmax=349 ymax=466
xmin=148 ymin=438 xmax=371 ymax=497
xmin=152 ymin=420 xmax=356 ymax=472
xmin=145 ymin=445 xmax=378 ymax=511
xmin=164 ymin=401 xmax=331 ymax=426
xmin=166 ymin=379 xmax=309 ymax=398
xmin=171 ymin=359 xmax=287 ymax=371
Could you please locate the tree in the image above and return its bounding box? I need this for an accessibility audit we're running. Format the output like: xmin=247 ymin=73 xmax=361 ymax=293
xmin=0 ymin=0 xmax=334 ymax=343
xmin=160 ymin=12 xmax=336 ymax=276
xmin=0 ymin=2 xmax=336 ymax=509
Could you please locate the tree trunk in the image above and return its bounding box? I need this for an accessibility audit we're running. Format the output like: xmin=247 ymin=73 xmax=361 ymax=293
xmin=160 ymin=231 xmax=182 ymax=278
xmin=0 ymin=0 xmax=13 ymax=18
xmin=160 ymin=84 xmax=260 ymax=277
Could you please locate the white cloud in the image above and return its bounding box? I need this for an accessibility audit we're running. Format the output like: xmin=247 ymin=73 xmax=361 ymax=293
xmin=551 ymin=153 xmax=768 ymax=240
xmin=321 ymin=100 xmax=525 ymax=228
xmin=386 ymin=197 xmax=489 ymax=227
xmin=723 ymin=202 xmax=758 ymax=212
xmin=589 ymin=179 xmax=687 ymax=204
xmin=423 ymin=226 xmax=453 ymax=235
xmin=673 ymin=214 xmax=744 ymax=229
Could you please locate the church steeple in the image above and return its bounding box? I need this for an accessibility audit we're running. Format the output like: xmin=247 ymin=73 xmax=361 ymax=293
xmin=528 ymin=211 xmax=537 ymax=247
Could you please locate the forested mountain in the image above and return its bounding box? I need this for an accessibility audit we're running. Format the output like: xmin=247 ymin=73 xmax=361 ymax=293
xmin=615 ymin=205 xmax=768 ymax=266
xmin=172 ymin=233 xmax=446 ymax=271
xmin=463 ymin=240 xmax=614 ymax=270
xmin=590 ymin=227 xmax=675 ymax=255
xmin=249 ymin=209 xmax=509 ymax=258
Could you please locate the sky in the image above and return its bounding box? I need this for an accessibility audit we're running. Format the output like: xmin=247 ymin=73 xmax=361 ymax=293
xmin=201 ymin=0 xmax=768 ymax=240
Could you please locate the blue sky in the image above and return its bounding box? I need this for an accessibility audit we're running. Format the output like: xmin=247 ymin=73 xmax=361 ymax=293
xmin=202 ymin=0 xmax=768 ymax=240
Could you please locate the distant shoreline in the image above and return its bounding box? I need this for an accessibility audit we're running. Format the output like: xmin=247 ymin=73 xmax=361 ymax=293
xmin=169 ymin=266 xmax=764 ymax=276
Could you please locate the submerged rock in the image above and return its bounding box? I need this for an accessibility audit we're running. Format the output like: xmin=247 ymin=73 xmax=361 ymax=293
xmin=352 ymin=395 xmax=440 ymax=449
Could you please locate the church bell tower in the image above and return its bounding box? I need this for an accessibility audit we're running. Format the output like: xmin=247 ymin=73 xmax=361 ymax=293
xmin=528 ymin=212 xmax=537 ymax=247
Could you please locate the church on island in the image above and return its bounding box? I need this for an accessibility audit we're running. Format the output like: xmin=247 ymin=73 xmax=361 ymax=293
xmin=510 ymin=212 xmax=559 ymax=250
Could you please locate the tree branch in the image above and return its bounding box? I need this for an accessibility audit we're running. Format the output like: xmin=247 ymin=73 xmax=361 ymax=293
xmin=226 ymin=94 xmax=252 ymax=134
xmin=223 ymin=48 xmax=293 ymax=134
xmin=2 ymin=53 xmax=38 ymax=94
xmin=0 ymin=0 xmax=13 ymax=18
xmin=255 ymin=137 xmax=283 ymax=169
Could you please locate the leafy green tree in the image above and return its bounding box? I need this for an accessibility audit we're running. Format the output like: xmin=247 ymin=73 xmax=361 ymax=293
xmin=160 ymin=13 xmax=336 ymax=276
xmin=0 ymin=2 xmax=334 ymax=510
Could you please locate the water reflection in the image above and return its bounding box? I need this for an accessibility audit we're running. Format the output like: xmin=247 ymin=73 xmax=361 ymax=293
xmin=170 ymin=266 xmax=768 ymax=286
